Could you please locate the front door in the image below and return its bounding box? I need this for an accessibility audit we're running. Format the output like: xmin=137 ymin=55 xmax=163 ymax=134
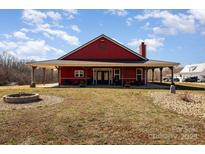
xmin=97 ymin=71 xmax=109 ymax=85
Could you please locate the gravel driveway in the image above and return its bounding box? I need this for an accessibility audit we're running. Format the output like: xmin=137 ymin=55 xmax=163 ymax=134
xmin=149 ymin=91 xmax=205 ymax=118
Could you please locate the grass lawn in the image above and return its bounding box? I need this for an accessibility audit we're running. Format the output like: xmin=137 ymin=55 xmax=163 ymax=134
xmin=0 ymin=87 xmax=205 ymax=144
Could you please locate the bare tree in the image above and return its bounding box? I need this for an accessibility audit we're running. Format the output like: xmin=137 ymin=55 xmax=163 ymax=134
xmin=0 ymin=51 xmax=57 ymax=85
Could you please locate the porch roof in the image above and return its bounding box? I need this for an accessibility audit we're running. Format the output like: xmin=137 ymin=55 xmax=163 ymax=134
xmin=26 ymin=59 xmax=179 ymax=69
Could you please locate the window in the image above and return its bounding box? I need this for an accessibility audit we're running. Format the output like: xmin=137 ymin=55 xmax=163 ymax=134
xmin=74 ymin=70 xmax=84 ymax=78
xmin=136 ymin=69 xmax=142 ymax=81
xmin=114 ymin=68 xmax=120 ymax=81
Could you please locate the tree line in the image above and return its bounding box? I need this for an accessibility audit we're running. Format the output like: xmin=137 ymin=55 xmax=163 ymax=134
xmin=0 ymin=51 xmax=57 ymax=86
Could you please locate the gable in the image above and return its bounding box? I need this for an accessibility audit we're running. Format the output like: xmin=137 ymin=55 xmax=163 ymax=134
xmin=59 ymin=35 xmax=146 ymax=61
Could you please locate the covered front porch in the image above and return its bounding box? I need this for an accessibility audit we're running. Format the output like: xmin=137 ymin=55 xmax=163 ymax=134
xmin=27 ymin=59 xmax=179 ymax=87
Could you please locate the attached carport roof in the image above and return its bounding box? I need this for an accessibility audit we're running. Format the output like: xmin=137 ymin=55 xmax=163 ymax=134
xmin=26 ymin=59 xmax=179 ymax=69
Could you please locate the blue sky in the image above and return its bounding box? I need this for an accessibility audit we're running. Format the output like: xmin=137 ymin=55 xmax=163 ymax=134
xmin=0 ymin=9 xmax=204 ymax=65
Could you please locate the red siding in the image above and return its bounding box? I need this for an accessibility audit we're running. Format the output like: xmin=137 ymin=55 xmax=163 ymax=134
xmin=62 ymin=37 xmax=143 ymax=61
xmin=121 ymin=67 xmax=144 ymax=85
xmin=122 ymin=67 xmax=136 ymax=79
xmin=60 ymin=67 xmax=93 ymax=85
xmin=60 ymin=67 xmax=145 ymax=85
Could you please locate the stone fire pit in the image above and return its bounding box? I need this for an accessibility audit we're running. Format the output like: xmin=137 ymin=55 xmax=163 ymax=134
xmin=3 ymin=92 xmax=40 ymax=103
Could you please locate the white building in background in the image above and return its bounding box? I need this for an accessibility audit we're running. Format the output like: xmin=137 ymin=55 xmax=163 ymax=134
xmin=180 ymin=63 xmax=205 ymax=82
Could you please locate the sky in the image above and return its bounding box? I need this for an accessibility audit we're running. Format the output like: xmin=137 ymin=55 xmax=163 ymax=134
xmin=0 ymin=9 xmax=204 ymax=65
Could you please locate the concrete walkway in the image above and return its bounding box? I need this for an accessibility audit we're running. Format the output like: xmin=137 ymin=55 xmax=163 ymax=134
xmin=36 ymin=83 xmax=59 ymax=88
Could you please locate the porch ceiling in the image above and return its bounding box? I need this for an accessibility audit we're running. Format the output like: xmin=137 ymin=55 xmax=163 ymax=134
xmin=26 ymin=59 xmax=179 ymax=68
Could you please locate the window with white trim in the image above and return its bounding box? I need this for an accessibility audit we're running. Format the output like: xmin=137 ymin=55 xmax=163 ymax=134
xmin=74 ymin=70 xmax=84 ymax=78
xmin=114 ymin=68 xmax=120 ymax=80
xmin=136 ymin=69 xmax=142 ymax=81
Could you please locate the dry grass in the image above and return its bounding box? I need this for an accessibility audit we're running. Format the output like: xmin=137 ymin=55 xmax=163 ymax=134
xmin=0 ymin=87 xmax=205 ymax=144
xmin=178 ymin=82 xmax=205 ymax=87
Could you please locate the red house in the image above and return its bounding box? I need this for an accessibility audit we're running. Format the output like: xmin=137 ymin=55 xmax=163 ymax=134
xmin=28 ymin=34 xmax=179 ymax=86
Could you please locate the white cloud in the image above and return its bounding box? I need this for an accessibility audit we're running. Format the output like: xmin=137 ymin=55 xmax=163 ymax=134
xmin=48 ymin=46 xmax=65 ymax=55
xmin=42 ymin=32 xmax=54 ymax=39
xmin=152 ymin=26 xmax=176 ymax=35
xmin=64 ymin=9 xmax=78 ymax=14
xmin=134 ymin=10 xmax=196 ymax=35
xmin=106 ymin=9 xmax=128 ymax=17
xmin=22 ymin=9 xmax=47 ymax=25
xmin=189 ymin=9 xmax=205 ymax=24
xmin=20 ymin=28 xmax=29 ymax=32
xmin=127 ymin=37 xmax=165 ymax=52
xmin=4 ymin=51 xmax=18 ymax=57
xmin=36 ymin=24 xmax=79 ymax=46
xmin=144 ymin=22 xmax=150 ymax=27
xmin=1 ymin=34 xmax=12 ymax=39
xmin=21 ymin=10 xmax=80 ymax=45
xmin=142 ymin=22 xmax=151 ymax=30
xmin=13 ymin=31 xmax=30 ymax=40
xmin=71 ymin=25 xmax=81 ymax=32
xmin=39 ymin=23 xmax=51 ymax=29
xmin=0 ymin=41 xmax=18 ymax=50
xmin=23 ymin=56 xmax=46 ymax=61
xmin=22 ymin=10 xmax=63 ymax=25
xmin=20 ymin=10 xmax=79 ymax=45
xmin=16 ymin=40 xmax=50 ymax=56
xmin=64 ymin=9 xmax=78 ymax=19
xmin=126 ymin=17 xmax=134 ymax=26
xmin=47 ymin=11 xmax=62 ymax=21
xmin=0 ymin=39 xmax=64 ymax=60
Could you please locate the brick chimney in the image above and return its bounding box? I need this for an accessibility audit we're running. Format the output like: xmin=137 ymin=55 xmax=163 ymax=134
xmin=139 ymin=42 xmax=146 ymax=58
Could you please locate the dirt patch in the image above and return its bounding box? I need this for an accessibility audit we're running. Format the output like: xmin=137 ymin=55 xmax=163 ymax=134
xmin=0 ymin=95 xmax=63 ymax=111
xmin=150 ymin=91 xmax=205 ymax=118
